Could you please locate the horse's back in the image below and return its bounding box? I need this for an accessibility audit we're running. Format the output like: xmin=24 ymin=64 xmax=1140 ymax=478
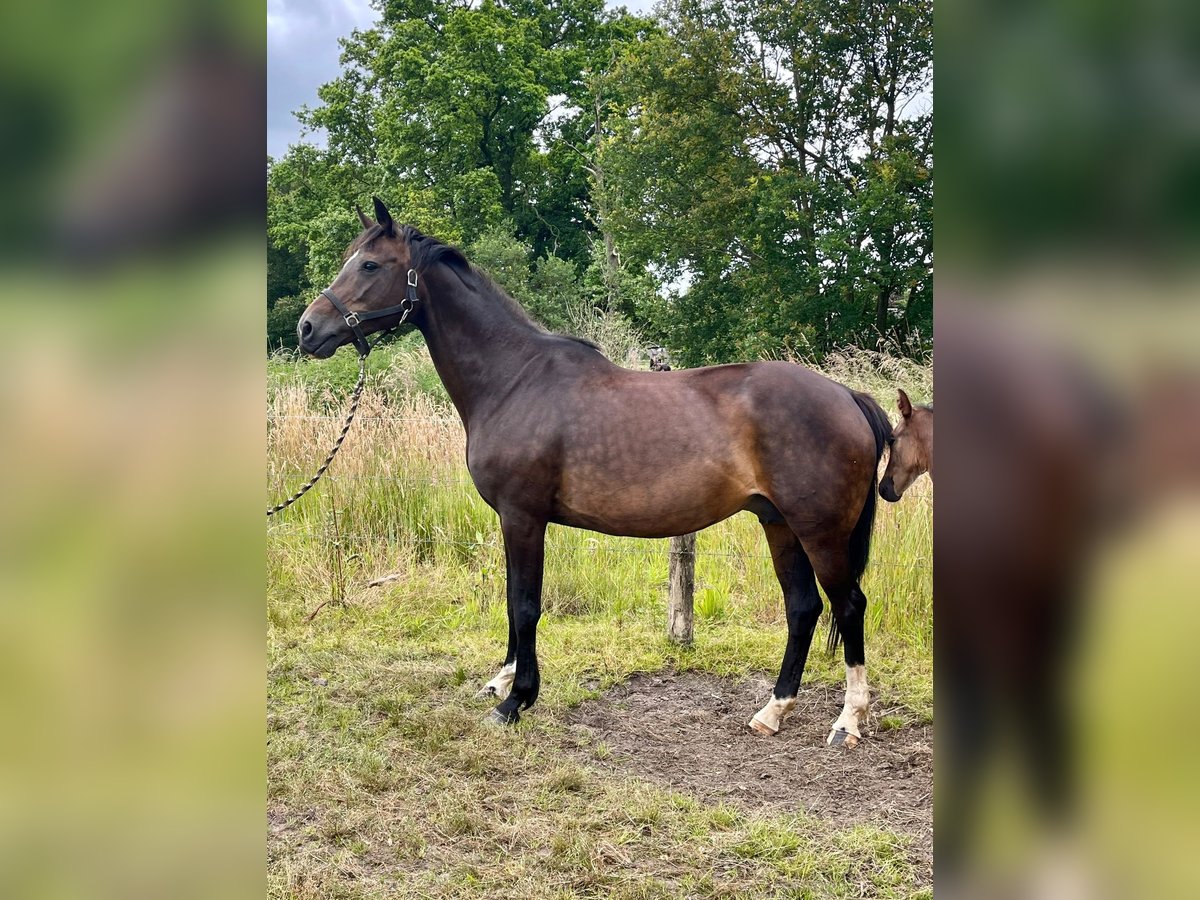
xmin=534 ymin=358 xmax=878 ymax=538
xmin=676 ymin=360 xmax=877 ymax=450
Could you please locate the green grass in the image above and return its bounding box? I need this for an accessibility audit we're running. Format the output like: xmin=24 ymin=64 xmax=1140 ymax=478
xmin=267 ymin=601 xmax=930 ymax=898
xmin=268 ymin=347 xmax=933 ymax=898
xmin=268 ymin=332 xmax=451 ymax=409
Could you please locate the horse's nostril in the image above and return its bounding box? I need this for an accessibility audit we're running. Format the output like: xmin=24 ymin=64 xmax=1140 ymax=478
xmin=300 ymin=319 xmax=313 ymax=339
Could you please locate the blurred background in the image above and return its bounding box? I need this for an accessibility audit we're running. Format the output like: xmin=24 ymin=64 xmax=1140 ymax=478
xmin=938 ymin=0 xmax=1200 ymax=896
xmin=0 ymin=2 xmax=263 ymax=898
xmin=2 ymin=0 xmax=1198 ymax=897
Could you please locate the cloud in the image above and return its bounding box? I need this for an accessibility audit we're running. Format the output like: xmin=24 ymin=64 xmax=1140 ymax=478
xmin=267 ymin=0 xmax=662 ymax=160
xmin=267 ymin=0 xmax=377 ymax=158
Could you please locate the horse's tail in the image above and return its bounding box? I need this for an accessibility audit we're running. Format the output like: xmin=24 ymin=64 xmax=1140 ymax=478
xmin=828 ymin=390 xmax=893 ymax=654
xmin=847 ymin=389 xmax=891 ymax=581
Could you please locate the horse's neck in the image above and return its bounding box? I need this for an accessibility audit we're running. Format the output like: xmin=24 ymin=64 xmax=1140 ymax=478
xmin=417 ymin=267 xmax=543 ymax=425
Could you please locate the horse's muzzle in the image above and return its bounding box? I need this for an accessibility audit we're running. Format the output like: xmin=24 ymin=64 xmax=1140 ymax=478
xmin=879 ymin=476 xmax=900 ymax=503
xmin=296 ymin=311 xmax=342 ymax=358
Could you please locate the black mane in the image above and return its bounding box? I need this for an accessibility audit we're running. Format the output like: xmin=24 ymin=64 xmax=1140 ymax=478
xmin=352 ymin=222 xmax=602 ymax=354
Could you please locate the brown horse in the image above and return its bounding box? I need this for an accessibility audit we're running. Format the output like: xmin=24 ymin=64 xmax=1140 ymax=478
xmin=880 ymin=389 xmax=933 ymax=502
xmin=297 ymin=198 xmax=893 ymax=745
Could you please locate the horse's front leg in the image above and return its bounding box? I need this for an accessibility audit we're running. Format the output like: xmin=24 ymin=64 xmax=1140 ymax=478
xmin=477 ymin=553 xmax=518 ymax=700
xmin=486 ymin=511 xmax=546 ymax=726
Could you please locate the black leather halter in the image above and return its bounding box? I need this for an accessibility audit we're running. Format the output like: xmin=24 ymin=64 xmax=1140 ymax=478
xmin=321 ymin=268 xmax=419 ymax=357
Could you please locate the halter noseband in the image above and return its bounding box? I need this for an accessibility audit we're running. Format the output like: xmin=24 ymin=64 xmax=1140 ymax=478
xmin=321 ymin=267 xmax=420 ymax=357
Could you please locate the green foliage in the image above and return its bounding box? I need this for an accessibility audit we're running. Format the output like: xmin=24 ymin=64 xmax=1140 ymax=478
xmin=267 ymin=238 xmax=307 ymax=308
xmin=267 ymin=0 xmax=931 ymax=367
xmin=466 ymin=227 xmax=580 ymax=332
xmin=599 ymin=0 xmax=933 ymax=364
xmin=267 ymin=295 xmax=306 ymax=353
xmin=466 ymin=227 xmax=536 ymax=299
xmin=528 ymin=254 xmax=582 ymax=332
xmin=268 ymin=333 xmax=450 ymax=407
xmin=461 ymin=227 xmax=646 ymax=347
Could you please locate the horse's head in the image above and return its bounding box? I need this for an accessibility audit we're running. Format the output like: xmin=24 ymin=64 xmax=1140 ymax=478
xmin=880 ymin=389 xmax=933 ymax=502
xmin=297 ymin=197 xmax=420 ymax=358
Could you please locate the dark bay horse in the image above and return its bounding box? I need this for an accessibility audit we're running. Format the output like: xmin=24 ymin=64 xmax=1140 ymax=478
xmin=297 ymin=198 xmax=893 ymax=746
xmin=880 ymin=389 xmax=933 ymax=502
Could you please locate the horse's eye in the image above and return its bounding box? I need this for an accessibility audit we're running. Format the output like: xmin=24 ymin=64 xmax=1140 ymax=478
xmin=361 ymin=261 xmax=379 ymax=272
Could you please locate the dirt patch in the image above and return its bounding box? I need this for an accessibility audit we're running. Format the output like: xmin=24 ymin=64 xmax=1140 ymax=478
xmin=560 ymin=671 xmax=932 ymax=876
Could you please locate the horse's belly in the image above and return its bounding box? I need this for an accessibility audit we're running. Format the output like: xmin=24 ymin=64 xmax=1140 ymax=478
xmin=553 ymin=460 xmax=753 ymax=538
xmin=551 ymin=502 xmax=744 ymax=539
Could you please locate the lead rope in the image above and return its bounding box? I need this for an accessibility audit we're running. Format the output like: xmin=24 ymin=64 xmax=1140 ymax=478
xmin=267 ymin=272 xmax=418 ymax=518
xmin=267 ymin=351 xmax=368 ymax=518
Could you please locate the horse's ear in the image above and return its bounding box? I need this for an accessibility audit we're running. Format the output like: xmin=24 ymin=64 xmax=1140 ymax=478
xmin=355 ymin=203 xmax=373 ymax=229
xmin=372 ymin=196 xmax=394 ymax=235
xmin=897 ymin=389 xmax=913 ymax=419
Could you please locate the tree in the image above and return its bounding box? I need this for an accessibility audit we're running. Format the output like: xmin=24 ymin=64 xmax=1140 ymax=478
xmin=598 ymin=0 xmax=932 ymax=364
xmin=267 ymin=0 xmax=932 ymax=366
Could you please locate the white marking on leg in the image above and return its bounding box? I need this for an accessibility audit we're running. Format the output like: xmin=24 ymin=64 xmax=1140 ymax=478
xmin=478 ymin=662 xmax=516 ymax=699
xmin=749 ymin=694 xmax=796 ymax=735
xmin=828 ymin=664 xmax=870 ymax=744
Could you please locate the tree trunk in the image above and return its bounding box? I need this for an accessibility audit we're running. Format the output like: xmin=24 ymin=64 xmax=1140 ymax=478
xmin=875 ymin=283 xmax=892 ymax=337
xmin=592 ymin=90 xmax=621 ymax=311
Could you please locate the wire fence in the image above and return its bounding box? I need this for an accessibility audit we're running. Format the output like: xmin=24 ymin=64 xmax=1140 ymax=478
xmin=266 ymin=473 xmax=474 ymax=484
xmin=265 ymin=517 xmax=932 ymax=571
xmin=268 ymin=414 xmax=461 ymax=424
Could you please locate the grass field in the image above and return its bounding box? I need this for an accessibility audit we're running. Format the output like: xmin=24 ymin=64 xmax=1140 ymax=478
xmin=267 ymin=341 xmax=933 ymax=898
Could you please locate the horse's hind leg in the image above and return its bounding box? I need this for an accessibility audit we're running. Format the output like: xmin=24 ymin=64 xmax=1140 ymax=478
xmin=749 ymin=524 xmax=823 ymax=736
xmin=802 ymin=536 xmax=871 ymax=747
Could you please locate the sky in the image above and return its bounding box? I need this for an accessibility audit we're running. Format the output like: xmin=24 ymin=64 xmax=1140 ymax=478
xmin=267 ymin=0 xmax=657 ymax=160
xmin=267 ymin=0 xmax=378 ymax=159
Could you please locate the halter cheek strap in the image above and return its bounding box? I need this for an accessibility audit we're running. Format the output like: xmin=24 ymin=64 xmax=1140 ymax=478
xmin=321 ymin=268 xmax=420 ymax=357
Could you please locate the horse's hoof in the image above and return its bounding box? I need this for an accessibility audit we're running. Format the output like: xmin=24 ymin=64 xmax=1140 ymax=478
xmin=748 ymin=714 xmax=778 ymax=736
xmin=484 ymin=707 xmax=518 ymax=727
xmin=475 ymin=685 xmax=498 ymax=700
xmin=827 ymin=727 xmax=859 ymax=749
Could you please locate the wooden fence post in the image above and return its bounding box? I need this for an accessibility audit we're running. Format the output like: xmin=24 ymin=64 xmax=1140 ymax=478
xmin=667 ymin=531 xmax=696 ymax=645
xmin=649 ymin=345 xmax=696 ymax=645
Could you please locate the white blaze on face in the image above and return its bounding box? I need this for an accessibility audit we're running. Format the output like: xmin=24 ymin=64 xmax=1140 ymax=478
xmin=338 ymin=249 xmax=361 ymax=276
xmin=749 ymin=693 xmax=797 ymax=735
xmin=829 ymin=664 xmax=870 ymax=741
